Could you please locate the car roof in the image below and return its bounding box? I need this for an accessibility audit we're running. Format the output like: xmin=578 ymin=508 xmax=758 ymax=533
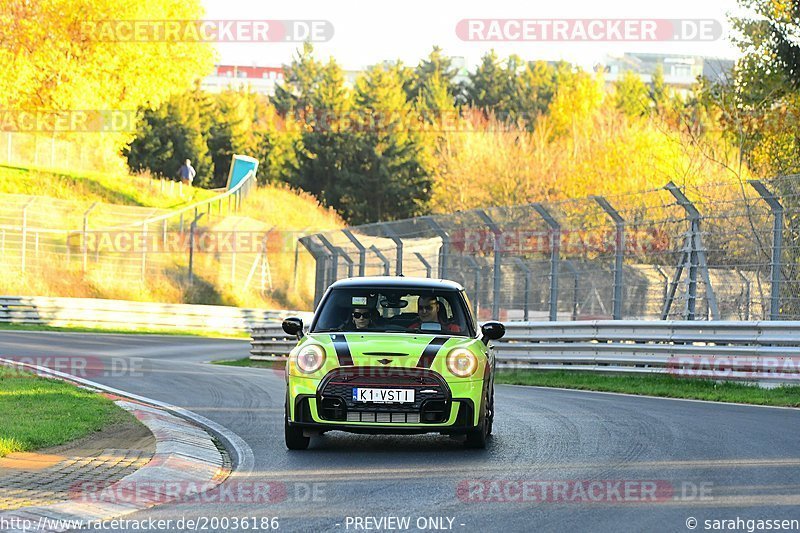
xmin=328 ymin=276 xmax=464 ymax=291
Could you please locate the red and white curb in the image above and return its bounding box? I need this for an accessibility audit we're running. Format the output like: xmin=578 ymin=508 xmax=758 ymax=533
xmin=0 ymin=358 xmax=255 ymax=533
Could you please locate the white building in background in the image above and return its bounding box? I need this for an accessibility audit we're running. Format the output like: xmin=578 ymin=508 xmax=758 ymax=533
xmin=599 ymin=52 xmax=735 ymax=93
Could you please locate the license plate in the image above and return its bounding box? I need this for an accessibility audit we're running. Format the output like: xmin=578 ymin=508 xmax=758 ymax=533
xmin=352 ymin=388 xmax=415 ymax=403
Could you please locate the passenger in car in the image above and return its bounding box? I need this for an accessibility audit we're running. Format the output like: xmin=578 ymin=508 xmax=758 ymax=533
xmin=407 ymin=296 xmax=461 ymax=333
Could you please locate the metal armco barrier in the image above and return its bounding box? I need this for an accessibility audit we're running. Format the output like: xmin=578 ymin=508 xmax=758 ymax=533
xmin=250 ymin=323 xmax=299 ymax=357
xmin=0 ymin=296 xmax=312 ymax=333
xmin=250 ymin=320 xmax=800 ymax=382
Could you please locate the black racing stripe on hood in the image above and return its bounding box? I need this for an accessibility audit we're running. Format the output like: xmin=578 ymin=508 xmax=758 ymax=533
xmin=416 ymin=336 xmax=449 ymax=368
xmin=330 ymin=334 xmax=353 ymax=366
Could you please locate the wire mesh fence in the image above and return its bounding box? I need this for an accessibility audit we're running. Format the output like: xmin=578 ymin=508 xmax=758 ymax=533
xmin=0 ymin=172 xmax=274 ymax=303
xmin=302 ymin=176 xmax=800 ymax=321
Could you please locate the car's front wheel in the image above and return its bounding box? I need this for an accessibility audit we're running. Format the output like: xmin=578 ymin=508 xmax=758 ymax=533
xmin=486 ymin=387 xmax=495 ymax=436
xmin=285 ymin=404 xmax=310 ymax=450
xmin=464 ymin=390 xmax=490 ymax=449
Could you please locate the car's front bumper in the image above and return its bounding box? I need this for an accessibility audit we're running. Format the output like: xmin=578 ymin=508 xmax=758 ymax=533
xmin=287 ymin=367 xmax=485 ymax=435
xmin=289 ymin=394 xmax=478 ymax=435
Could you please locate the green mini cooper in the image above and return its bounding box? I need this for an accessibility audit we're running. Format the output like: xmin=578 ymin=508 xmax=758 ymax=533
xmin=282 ymin=277 xmax=505 ymax=450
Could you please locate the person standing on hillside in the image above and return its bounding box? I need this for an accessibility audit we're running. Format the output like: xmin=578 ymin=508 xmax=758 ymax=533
xmin=178 ymin=159 xmax=196 ymax=186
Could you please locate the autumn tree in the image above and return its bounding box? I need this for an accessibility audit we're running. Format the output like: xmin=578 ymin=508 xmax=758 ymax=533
xmin=0 ymin=0 xmax=213 ymax=113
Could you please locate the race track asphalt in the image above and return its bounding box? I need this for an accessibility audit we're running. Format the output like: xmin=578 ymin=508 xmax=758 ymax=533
xmin=1 ymin=330 xmax=798 ymax=533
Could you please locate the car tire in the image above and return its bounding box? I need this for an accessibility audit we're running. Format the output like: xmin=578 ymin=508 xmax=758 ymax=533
xmin=464 ymin=391 xmax=490 ymax=449
xmin=285 ymin=405 xmax=310 ymax=450
xmin=486 ymin=387 xmax=495 ymax=436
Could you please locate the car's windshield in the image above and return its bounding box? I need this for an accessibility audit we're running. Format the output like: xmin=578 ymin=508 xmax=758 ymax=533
xmin=312 ymin=288 xmax=472 ymax=336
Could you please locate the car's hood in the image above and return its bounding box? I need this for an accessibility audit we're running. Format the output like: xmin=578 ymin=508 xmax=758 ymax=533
xmin=307 ymin=332 xmax=477 ymax=368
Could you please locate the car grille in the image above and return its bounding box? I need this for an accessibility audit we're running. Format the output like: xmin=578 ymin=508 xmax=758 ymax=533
xmin=317 ymin=367 xmax=451 ymax=423
xmin=346 ymin=411 xmax=420 ymax=423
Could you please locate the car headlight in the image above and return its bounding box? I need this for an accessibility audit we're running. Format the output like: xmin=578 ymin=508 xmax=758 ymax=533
xmin=446 ymin=348 xmax=478 ymax=378
xmin=295 ymin=344 xmax=326 ymax=374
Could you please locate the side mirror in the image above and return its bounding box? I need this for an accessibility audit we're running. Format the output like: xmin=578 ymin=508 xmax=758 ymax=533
xmin=481 ymin=321 xmax=505 ymax=342
xmin=282 ymin=317 xmax=304 ymax=339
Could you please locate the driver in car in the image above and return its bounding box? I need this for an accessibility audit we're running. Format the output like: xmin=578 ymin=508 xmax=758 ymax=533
xmin=351 ymin=306 xmax=373 ymax=330
xmin=407 ymin=296 xmax=460 ymax=333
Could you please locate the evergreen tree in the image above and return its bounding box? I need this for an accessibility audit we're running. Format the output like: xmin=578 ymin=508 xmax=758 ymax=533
xmin=124 ymin=88 xmax=212 ymax=184
xmin=292 ymin=58 xmax=356 ymax=208
xmin=464 ymin=50 xmax=506 ymax=112
xmin=650 ymin=64 xmax=668 ymax=113
xmin=407 ymin=46 xmax=458 ymax=107
xmin=343 ymin=66 xmax=432 ymax=223
xmin=614 ymin=70 xmax=650 ymax=117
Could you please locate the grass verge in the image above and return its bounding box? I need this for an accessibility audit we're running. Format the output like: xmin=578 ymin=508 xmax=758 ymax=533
xmin=495 ymin=370 xmax=800 ymax=408
xmin=0 ymin=322 xmax=250 ymax=339
xmin=0 ymin=366 xmax=130 ymax=457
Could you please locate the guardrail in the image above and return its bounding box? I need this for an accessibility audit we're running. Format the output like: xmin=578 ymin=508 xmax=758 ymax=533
xmin=0 ymin=296 xmax=311 ymax=333
xmin=90 ymin=169 xmax=257 ymax=232
xmin=249 ymin=320 xmax=800 ymax=382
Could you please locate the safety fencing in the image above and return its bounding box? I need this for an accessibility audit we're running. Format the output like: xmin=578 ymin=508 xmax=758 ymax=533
xmin=0 ymin=170 xmax=258 ymax=289
xmin=0 ymin=295 xmax=310 ymax=333
xmin=298 ymin=177 xmax=800 ymax=321
xmin=249 ymin=321 xmax=800 ymax=382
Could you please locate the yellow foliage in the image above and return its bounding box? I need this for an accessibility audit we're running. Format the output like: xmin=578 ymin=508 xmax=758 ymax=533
xmin=430 ymin=105 xmax=746 ymax=215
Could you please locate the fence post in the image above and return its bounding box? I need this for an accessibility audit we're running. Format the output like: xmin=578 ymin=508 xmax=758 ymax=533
xmin=414 ymin=252 xmax=432 ymax=278
xmin=342 ymin=229 xmax=367 ymax=277
xmin=532 ymin=203 xmax=560 ymax=321
xmin=339 ymin=247 xmax=354 ymax=278
xmin=82 ymin=202 xmax=97 ymax=272
xmin=292 ymin=230 xmax=303 ymax=291
xmin=592 ymin=196 xmax=625 ymax=319
xmin=464 ymin=256 xmax=482 ymax=318
xmin=21 ymin=199 xmax=34 ymax=273
xmin=654 ymin=265 xmax=669 ymax=315
xmin=318 ymin=234 xmax=341 ymax=282
xmin=422 ymin=216 xmax=450 ymax=279
xmin=369 ymin=245 xmax=391 ymax=276
xmin=231 ymin=219 xmax=242 ymax=286
xmin=380 ymin=224 xmax=403 ymax=276
xmin=662 ymin=182 xmax=719 ymax=320
xmin=298 ymin=235 xmax=331 ymax=307
xmin=188 ymin=211 xmax=205 ymax=285
xmin=735 ymin=269 xmax=751 ymax=321
xmin=511 ymin=257 xmax=531 ymax=321
xmin=563 ymin=260 xmax=580 ymax=321
xmin=476 ymin=210 xmax=503 ymax=320
xmin=141 ymin=222 xmax=148 ymax=281
xmin=748 ymin=180 xmax=784 ymax=320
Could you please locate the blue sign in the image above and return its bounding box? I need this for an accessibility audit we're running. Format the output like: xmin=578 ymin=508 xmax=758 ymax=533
xmin=226 ymin=154 xmax=259 ymax=190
